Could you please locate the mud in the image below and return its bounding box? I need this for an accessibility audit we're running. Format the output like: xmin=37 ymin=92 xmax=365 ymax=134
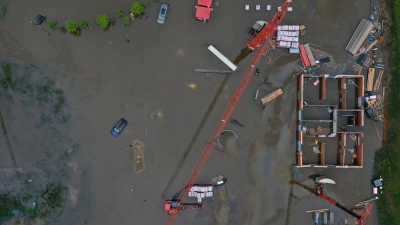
xmin=134 ymin=141 xmax=145 ymax=173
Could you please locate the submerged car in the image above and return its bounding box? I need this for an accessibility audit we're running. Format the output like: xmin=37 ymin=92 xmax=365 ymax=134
xmin=111 ymin=119 xmax=128 ymax=137
xmin=157 ymin=3 xmax=169 ymax=24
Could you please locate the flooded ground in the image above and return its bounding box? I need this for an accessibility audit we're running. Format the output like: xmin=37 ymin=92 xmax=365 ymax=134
xmin=0 ymin=0 xmax=381 ymax=224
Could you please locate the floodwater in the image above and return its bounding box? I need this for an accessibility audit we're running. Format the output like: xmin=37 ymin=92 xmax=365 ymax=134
xmin=0 ymin=0 xmax=380 ymax=224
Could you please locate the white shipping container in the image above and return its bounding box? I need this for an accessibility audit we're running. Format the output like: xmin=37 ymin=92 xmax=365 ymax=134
xmin=291 ymin=42 xmax=299 ymax=48
xmin=277 ymin=41 xmax=291 ymax=48
xmin=286 ymin=31 xmax=299 ymax=37
xmin=279 ymin=25 xmax=300 ymax=31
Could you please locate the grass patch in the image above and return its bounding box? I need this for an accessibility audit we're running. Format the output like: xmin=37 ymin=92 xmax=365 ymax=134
xmin=0 ymin=62 xmax=70 ymax=126
xmin=0 ymin=183 xmax=67 ymax=221
xmin=0 ymin=4 xmax=7 ymax=20
xmin=374 ymin=0 xmax=400 ymax=224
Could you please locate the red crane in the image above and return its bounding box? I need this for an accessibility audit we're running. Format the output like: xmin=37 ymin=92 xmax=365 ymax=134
xmin=314 ymin=180 xmax=373 ymax=225
xmin=164 ymin=1 xmax=291 ymax=224
xmin=247 ymin=0 xmax=292 ymax=50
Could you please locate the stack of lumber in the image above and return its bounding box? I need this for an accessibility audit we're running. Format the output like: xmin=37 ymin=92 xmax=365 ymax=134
xmin=367 ymin=68 xmax=375 ymax=91
xmin=374 ymin=70 xmax=384 ymax=92
xmin=261 ymin=88 xmax=283 ymax=104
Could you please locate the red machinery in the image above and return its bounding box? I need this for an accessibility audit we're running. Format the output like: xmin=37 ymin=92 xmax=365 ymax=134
xmin=247 ymin=0 xmax=292 ymax=50
xmin=195 ymin=0 xmax=212 ymax=22
xmin=315 ymin=178 xmax=373 ymax=225
xmin=164 ymin=1 xmax=291 ymax=224
xmin=164 ymin=189 xmax=203 ymax=215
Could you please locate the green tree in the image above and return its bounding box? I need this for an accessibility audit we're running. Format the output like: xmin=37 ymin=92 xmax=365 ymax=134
xmin=123 ymin=16 xmax=131 ymax=26
xmin=95 ymin=14 xmax=110 ymax=30
xmin=65 ymin=20 xmax=79 ymax=33
xmin=80 ymin=21 xmax=89 ymax=29
xmin=116 ymin=9 xmax=123 ymax=17
xmin=49 ymin=21 xmax=57 ymax=31
xmin=131 ymin=2 xmax=146 ymax=17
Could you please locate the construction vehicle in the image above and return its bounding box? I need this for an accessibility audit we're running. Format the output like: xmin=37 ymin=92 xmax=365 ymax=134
xmin=164 ymin=176 xmax=227 ymax=215
xmin=163 ymin=1 xmax=291 ymax=224
xmin=314 ymin=176 xmax=373 ymax=225
xmin=247 ymin=0 xmax=292 ymax=50
xmin=164 ymin=189 xmax=203 ymax=215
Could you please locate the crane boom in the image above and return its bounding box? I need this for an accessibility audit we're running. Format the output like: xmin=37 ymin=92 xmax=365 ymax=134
xmin=247 ymin=0 xmax=291 ymax=50
xmin=164 ymin=1 xmax=291 ymax=224
xmin=315 ymin=181 xmax=373 ymax=225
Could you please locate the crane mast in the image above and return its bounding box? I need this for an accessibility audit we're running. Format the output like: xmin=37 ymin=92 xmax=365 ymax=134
xmin=164 ymin=1 xmax=292 ymax=224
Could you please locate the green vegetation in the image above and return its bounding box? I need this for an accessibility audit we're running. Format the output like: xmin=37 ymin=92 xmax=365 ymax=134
xmin=123 ymin=16 xmax=131 ymax=26
xmin=65 ymin=20 xmax=79 ymax=34
xmin=95 ymin=14 xmax=110 ymax=30
xmin=59 ymin=26 xmax=66 ymax=33
xmin=116 ymin=8 xmax=124 ymax=17
xmin=0 ymin=62 xmax=70 ymax=125
xmin=154 ymin=0 xmax=160 ymax=3
xmin=80 ymin=21 xmax=89 ymax=29
xmin=374 ymin=0 xmax=400 ymax=224
xmin=49 ymin=21 xmax=57 ymax=31
xmin=131 ymin=2 xmax=146 ymax=18
xmin=0 ymin=183 xmax=67 ymax=221
xmin=0 ymin=4 xmax=7 ymax=19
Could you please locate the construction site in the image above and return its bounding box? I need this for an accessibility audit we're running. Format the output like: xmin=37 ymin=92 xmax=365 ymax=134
xmin=0 ymin=0 xmax=386 ymax=224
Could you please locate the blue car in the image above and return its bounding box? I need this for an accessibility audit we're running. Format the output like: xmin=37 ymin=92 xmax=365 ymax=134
xmin=111 ymin=119 xmax=128 ymax=137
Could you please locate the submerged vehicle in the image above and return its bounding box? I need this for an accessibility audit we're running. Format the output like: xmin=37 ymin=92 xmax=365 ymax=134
xmin=111 ymin=118 xmax=128 ymax=137
xmin=157 ymin=3 xmax=169 ymax=24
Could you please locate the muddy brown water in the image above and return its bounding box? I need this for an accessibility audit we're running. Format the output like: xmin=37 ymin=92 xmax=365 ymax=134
xmin=0 ymin=0 xmax=381 ymax=224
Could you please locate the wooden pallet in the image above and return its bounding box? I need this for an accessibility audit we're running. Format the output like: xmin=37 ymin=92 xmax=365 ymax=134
xmin=261 ymin=88 xmax=283 ymax=104
xmin=374 ymin=70 xmax=384 ymax=92
xmin=367 ymin=68 xmax=375 ymax=91
xmin=270 ymin=40 xmax=276 ymax=49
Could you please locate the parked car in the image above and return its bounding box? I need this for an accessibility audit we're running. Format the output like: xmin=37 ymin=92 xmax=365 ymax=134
xmin=157 ymin=3 xmax=169 ymax=24
xmin=364 ymin=108 xmax=374 ymax=118
xmin=111 ymin=119 xmax=128 ymax=137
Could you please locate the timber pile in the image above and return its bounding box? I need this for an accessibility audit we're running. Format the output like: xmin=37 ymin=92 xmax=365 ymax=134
xmin=260 ymin=88 xmax=283 ymax=105
xmin=374 ymin=70 xmax=384 ymax=92
xmin=367 ymin=68 xmax=375 ymax=91
xmin=300 ymin=25 xmax=306 ymax=36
